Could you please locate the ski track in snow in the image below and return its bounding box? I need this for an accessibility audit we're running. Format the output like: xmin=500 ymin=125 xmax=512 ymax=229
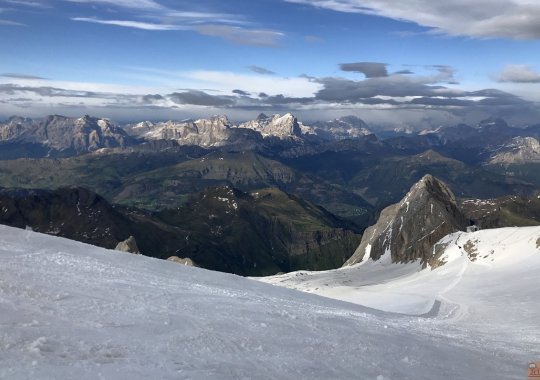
xmin=1 ymin=225 xmax=540 ymax=379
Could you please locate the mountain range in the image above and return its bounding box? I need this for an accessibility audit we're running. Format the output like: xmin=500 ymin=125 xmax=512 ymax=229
xmin=1 ymin=112 xmax=540 ymax=276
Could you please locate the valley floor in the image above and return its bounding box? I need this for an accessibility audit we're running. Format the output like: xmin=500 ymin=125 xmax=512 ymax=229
xmin=1 ymin=225 xmax=539 ymax=379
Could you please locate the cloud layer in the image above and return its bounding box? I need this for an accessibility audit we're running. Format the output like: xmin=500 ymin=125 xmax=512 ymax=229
xmin=285 ymin=0 xmax=540 ymax=39
xmin=2 ymin=64 xmax=538 ymax=127
xmin=497 ymin=64 xmax=540 ymax=83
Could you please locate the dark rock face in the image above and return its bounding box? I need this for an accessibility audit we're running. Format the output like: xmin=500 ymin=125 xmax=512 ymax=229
xmin=0 ymin=187 xmax=133 ymax=248
xmin=345 ymin=175 xmax=467 ymax=267
xmin=460 ymin=195 xmax=540 ymax=229
xmin=157 ymin=186 xmax=362 ymax=275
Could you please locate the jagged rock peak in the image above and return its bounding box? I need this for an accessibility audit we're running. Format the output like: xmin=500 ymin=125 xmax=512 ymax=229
xmin=344 ymin=174 xmax=467 ymax=267
xmin=238 ymin=113 xmax=302 ymax=139
xmin=0 ymin=114 xmax=130 ymax=153
xmin=489 ymin=136 xmax=540 ymax=164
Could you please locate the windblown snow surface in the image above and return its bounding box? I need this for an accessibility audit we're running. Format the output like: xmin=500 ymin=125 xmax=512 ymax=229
xmin=1 ymin=225 xmax=539 ymax=379
xmin=261 ymin=226 xmax=540 ymax=379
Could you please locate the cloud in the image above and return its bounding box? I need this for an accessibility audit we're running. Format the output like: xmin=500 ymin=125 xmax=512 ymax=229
xmin=1 ymin=64 xmax=538 ymax=128
xmin=64 ymin=0 xmax=163 ymax=10
xmin=3 ymin=0 xmax=51 ymax=8
xmin=168 ymin=90 xmax=235 ymax=107
xmin=0 ymin=19 xmax=25 ymax=26
xmin=1 ymin=73 xmax=47 ymax=80
xmin=232 ymin=89 xmax=251 ymax=96
xmin=395 ymin=69 xmax=414 ymax=75
xmin=70 ymin=6 xmax=282 ymax=46
xmin=284 ymin=0 xmax=540 ymax=39
xmin=496 ymin=64 xmax=540 ymax=83
xmin=305 ymin=35 xmax=324 ymax=43
xmin=248 ymin=65 xmax=275 ymax=75
xmin=340 ymin=62 xmax=388 ymax=78
xmin=72 ymin=17 xmax=184 ymax=31
xmin=195 ymin=24 xmax=283 ymax=47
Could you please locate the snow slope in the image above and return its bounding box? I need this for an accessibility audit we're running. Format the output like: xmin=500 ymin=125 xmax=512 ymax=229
xmin=1 ymin=225 xmax=538 ymax=379
xmin=262 ymin=226 xmax=540 ymax=377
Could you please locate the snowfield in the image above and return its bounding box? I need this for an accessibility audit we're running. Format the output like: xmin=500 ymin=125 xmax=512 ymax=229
xmin=1 ymin=225 xmax=539 ymax=379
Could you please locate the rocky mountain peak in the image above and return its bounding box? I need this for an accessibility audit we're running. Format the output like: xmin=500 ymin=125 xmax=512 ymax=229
xmin=345 ymin=174 xmax=467 ymax=267
xmin=312 ymin=115 xmax=372 ymax=140
xmin=489 ymin=136 xmax=540 ymax=164
xmin=238 ymin=113 xmax=302 ymax=139
xmin=0 ymin=114 xmax=130 ymax=153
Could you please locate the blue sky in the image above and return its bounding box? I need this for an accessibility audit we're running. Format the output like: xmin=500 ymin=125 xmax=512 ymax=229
xmin=0 ymin=0 xmax=539 ymax=128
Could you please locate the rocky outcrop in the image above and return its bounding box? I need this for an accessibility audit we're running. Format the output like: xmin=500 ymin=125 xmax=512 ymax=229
xmin=115 ymin=236 xmax=140 ymax=254
xmin=167 ymin=256 xmax=198 ymax=266
xmin=124 ymin=116 xmax=262 ymax=148
xmin=0 ymin=187 xmax=133 ymax=248
xmin=345 ymin=175 xmax=467 ymax=267
xmin=124 ymin=116 xmax=232 ymax=147
xmin=287 ymin=229 xmax=362 ymax=271
xmin=238 ymin=113 xmax=304 ymax=139
xmin=489 ymin=137 xmax=540 ymax=164
xmin=0 ymin=115 xmax=132 ymax=154
xmin=312 ymin=116 xmax=373 ymax=140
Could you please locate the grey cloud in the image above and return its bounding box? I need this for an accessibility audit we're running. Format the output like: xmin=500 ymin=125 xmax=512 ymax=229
xmin=0 ymin=83 xmax=101 ymax=98
xmin=140 ymin=94 xmax=164 ymax=104
xmin=314 ymin=76 xmax=453 ymax=103
xmin=496 ymin=64 xmax=540 ymax=83
xmin=232 ymin=89 xmax=251 ymax=96
xmin=168 ymin=90 xmax=235 ymax=107
xmin=1 ymin=73 xmax=47 ymax=80
xmin=411 ymin=97 xmax=473 ymax=107
xmin=340 ymin=62 xmax=388 ymax=78
xmin=248 ymin=65 xmax=275 ymax=75
xmin=195 ymin=24 xmax=283 ymax=47
xmin=284 ymin=0 xmax=540 ymax=39
xmin=395 ymin=70 xmax=414 ymax=75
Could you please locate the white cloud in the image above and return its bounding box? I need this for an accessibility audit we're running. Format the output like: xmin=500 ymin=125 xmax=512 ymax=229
xmin=178 ymin=70 xmax=321 ymax=98
xmin=194 ymin=25 xmax=283 ymax=47
xmin=285 ymin=0 xmax=540 ymax=39
xmin=0 ymin=19 xmax=25 ymax=26
xmin=497 ymin=64 xmax=540 ymax=83
xmin=65 ymin=0 xmax=163 ymax=10
xmin=72 ymin=17 xmax=184 ymax=31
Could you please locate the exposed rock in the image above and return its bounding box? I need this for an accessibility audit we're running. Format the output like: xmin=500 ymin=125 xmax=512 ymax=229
xmin=0 ymin=115 xmax=132 ymax=154
xmin=345 ymin=175 xmax=467 ymax=267
xmin=124 ymin=116 xmax=232 ymax=147
xmin=167 ymin=256 xmax=198 ymax=266
xmin=115 ymin=236 xmax=140 ymax=254
xmin=238 ymin=113 xmax=304 ymax=139
xmin=124 ymin=116 xmax=262 ymax=148
xmin=312 ymin=116 xmax=373 ymax=140
xmin=489 ymin=137 xmax=540 ymax=164
xmin=0 ymin=187 xmax=132 ymax=248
